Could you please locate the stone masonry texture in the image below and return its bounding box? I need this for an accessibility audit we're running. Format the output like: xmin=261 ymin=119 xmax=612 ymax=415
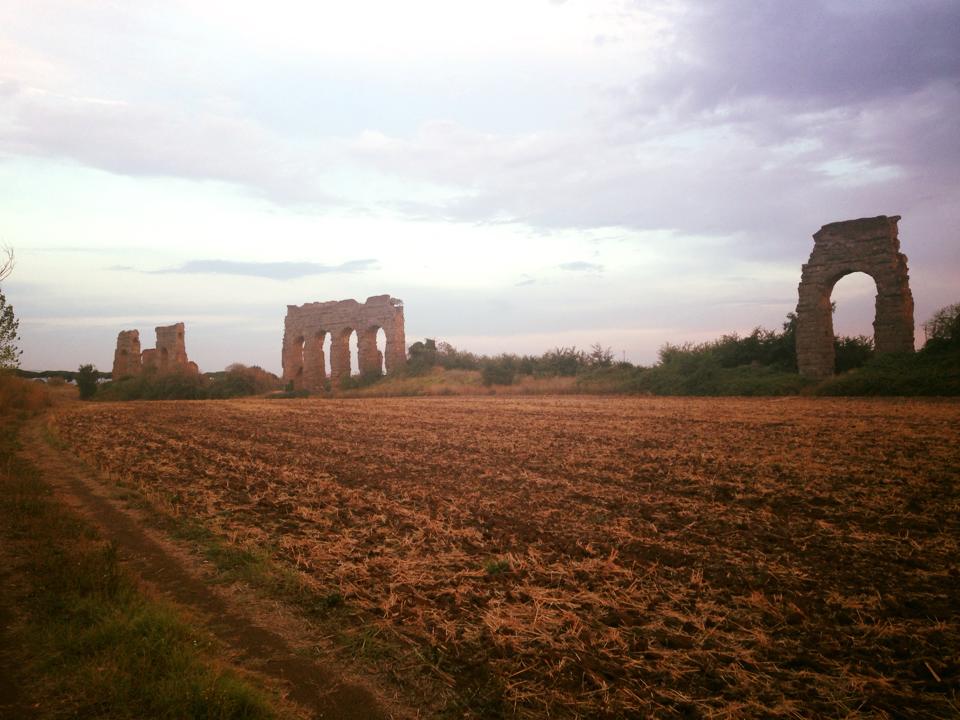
xmin=112 ymin=322 xmax=199 ymax=378
xmin=282 ymin=295 xmax=406 ymax=390
xmin=796 ymin=215 xmax=914 ymax=378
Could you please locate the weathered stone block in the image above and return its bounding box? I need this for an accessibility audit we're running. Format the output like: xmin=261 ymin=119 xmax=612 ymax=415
xmin=112 ymin=322 xmax=199 ymax=378
xmin=112 ymin=329 xmax=141 ymax=379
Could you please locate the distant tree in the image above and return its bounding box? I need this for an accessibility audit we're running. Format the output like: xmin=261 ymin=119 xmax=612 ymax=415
xmin=435 ymin=341 xmax=481 ymax=370
xmin=834 ymin=335 xmax=874 ymax=373
xmin=77 ymin=364 xmax=99 ymax=400
xmin=923 ymin=302 xmax=960 ymax=352
xmin=0 ymin=246 xmax=21 ymax=370
xmin=406 ymin=338 xmax=438 ymax=375
xmin=587 ymin=343 xmax=614 ymax=368
xmin=539 ymin=346 xmax=587 ymax=376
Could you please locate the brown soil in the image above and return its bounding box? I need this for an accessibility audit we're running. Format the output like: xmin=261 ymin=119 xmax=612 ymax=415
xmin=14 ymin=416 xmax=406 ymax=720
xmin=47 ymin=395 xmax=960 ymax=718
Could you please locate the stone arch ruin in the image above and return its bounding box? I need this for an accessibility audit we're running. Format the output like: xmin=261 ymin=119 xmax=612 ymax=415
xmin=112 ymin=322 xmax=199 ymax=379
xmin=796 ymin=215 xmax=914 ymax=378
xmin=282 ymin=295 xmax=405 ymax=390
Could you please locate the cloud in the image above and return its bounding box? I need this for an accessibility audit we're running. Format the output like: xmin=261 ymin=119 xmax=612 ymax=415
xmin=0 ymin=83 xmax=338 ymax=206
xmin=149 ymin=258 xmax=378 ymax=280
xmin=559 ymin=261 xmax=603 ymax=272
xmin=639 ymin=1 xmax=960 ymax=113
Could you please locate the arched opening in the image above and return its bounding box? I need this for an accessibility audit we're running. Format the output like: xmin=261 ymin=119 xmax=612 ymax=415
xmin=160 ymin=347 xmax=169 ymax=368
xmin=828 ymin=271 xmax=877 ymax=373
xmin=329 ymin=328 xmax=354 ymax=384
xmin=376 ymin=327 xmax=387 ymax=375
xmin=348 ymin=329 xmax=359 ymax=376
xmin=830 ymin=272 xmax=877 ymax=339
xmin=322 ymin=331 xmax=332 ymax=379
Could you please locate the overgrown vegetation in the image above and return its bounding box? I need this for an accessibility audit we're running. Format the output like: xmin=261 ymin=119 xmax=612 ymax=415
xmin=0 ymin=246 xmax=21 ymax=370
xmin=76 ymin=363 xmax=99 ymax=400
xmin=815 ymin=302 xmax=960 ymax=396
xmin=0 ymin=378 xmax=287 ymax=719
xmin=394 ymin=303 xmax=957 ymax=397
xmin=0 ymin=370 xmax=52 ymax=415
xmin=96 ymin=363 xmax=281 ymax=401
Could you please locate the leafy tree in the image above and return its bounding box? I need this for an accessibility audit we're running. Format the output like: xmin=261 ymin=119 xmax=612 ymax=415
xmin=538 ymin=346 xmax=586 ymax=376
xmin=923 ymin=302 xmax=960 ymax=352
xmin=834 ymin=335 xmax=874 ymax=373
xmin=406 ymin=338 xmax=438 ymax=375
xmin=76 ymin=364 xmax=99 ymax=400
xmin=435 ymin=341 xmax=480 ymax=370
xmin=587 ymin=343 xmax=614 ymax=368
xmin=0 ymin=246 xmax=21 ymax=370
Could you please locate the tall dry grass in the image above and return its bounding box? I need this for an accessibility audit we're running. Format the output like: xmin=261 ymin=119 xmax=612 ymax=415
xmin=0 ymin=372 xmax=51 ymax=417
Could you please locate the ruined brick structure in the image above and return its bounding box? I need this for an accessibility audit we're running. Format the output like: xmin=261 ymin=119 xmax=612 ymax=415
xmin=111 ymin=322 xmax=199 ymax=378
xmin=112 ymin=329 xmax=142 ymax=379
xmin=282 ymin=295 xmax=405 ymax=390
xmin=796 ymin=215 xmax=914 ymax=378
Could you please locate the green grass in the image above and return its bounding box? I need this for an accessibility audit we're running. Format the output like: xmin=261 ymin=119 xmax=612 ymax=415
xmin=0 ymin=418 xmax=290 ymax=720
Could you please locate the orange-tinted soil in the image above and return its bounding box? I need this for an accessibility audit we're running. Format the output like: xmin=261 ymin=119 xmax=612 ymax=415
xmin=52 ymin=396 xmax=960 ymax=718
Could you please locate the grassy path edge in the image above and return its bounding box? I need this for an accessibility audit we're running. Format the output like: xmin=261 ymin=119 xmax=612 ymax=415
xmin=0 ymin=413 xmax=301 ymax=719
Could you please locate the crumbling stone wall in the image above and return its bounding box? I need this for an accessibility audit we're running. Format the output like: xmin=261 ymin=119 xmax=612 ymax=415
xmin=111 ymin=322 xmax=199 ymax=378
xmin=796 ymin=215 xmax=914 ymax=378
xmin=112 ymin=330 xmax=141 ymax=379
xmin=282 ymin=295 xmax=405 ymax=390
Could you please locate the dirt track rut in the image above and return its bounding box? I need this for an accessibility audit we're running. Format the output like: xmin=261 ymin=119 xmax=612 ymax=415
xmin=18 ymin=417 xmax=399 ymax=720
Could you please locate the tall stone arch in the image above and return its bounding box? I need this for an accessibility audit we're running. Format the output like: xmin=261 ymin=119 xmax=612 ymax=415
xmin=796 ymin=215 xmax=914 ymax=378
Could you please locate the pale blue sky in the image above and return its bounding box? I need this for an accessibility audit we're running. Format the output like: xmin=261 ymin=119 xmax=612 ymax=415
xmin=2 ymin=1 xmax=958 ymax=373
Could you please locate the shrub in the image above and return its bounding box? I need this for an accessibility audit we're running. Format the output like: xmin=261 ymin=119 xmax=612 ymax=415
xmin=436 ymin=342 xmax=481 ymax=370
xmin=481 ymin=359 xmax=516 ymax=386
xmin=0 ymin=372 xmax=50 ymax=416
xmin=76 ymin=364 xmax=99 ymax=400
xmin=923 ymin=302 xmax=960 ymax=352
xmin=406 ymin=339 xmax=438 ymax=375
xmin=834 ymin=335 xmax=874 ymax=373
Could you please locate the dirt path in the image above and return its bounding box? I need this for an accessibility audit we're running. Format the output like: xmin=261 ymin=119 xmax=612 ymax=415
xmin=16 ymin=416 xmax=404 ymax=720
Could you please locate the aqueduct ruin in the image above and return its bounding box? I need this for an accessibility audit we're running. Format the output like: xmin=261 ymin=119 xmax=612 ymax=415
xmin=112 ymin=322 xmax=199 ymax=378
xmin=796 ymin=215 xmax=914 ymax=378
xmin=282 ymin=295 xmax=405 ymax=390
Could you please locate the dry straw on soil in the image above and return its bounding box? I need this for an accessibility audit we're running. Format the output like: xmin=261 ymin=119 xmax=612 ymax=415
xmin=53 ymin=396 xmax=960 ymax=718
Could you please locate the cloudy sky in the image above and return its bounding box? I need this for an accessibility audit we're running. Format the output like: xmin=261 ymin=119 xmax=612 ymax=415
xmin=2 ymin=0 xmax=958 ymax=373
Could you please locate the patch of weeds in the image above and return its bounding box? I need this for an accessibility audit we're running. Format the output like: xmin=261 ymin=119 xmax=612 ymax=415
xmin=484 ymin=558 xmax=511 ymax=576
xmin=41 ymin=422 xmax=67 ymax=450
xmin=0 ymin=418 xmax=288 ymax=719
xmin=341 ymin=626 xmax=391 ymax=661
xmin=312 ymin=592 xmax=344 ymax=613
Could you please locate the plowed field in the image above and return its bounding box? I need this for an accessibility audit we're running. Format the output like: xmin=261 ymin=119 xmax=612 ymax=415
xmin=52 ymin=397 xmax=960 ymax=718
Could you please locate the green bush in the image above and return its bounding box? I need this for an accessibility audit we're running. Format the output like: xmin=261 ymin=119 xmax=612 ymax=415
xmin=97 ymin=363 xmax=281 ymax=401
xmin=816 ymin=347 xmax=960 ymax=396
xmin=481 ymin=359 xmax=516 ymax=386
xmin=436 ymin=341 xmax=481 ymax=370
xmin=406 ymin=338 xmax=438 ymax=376
xmin=923 ymin=302 xmax=960 ymax=352
xmin=834 ymin=335 xmax=874 ymax=373
xmin=76 ymin=364 xmax=99 ymax=400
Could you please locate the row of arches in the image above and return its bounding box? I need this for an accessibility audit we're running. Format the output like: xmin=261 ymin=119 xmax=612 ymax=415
xmin=288 ymin=325 xmax=388 ymax=387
